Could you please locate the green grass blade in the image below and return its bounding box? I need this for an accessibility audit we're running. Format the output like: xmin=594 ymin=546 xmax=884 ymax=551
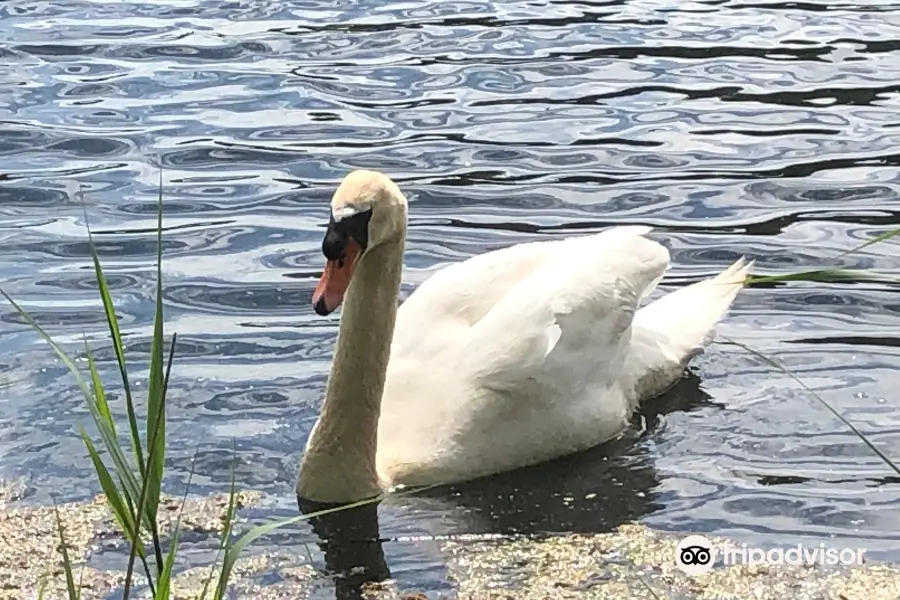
xmin=744 ymin=228 xmax=900 ymax=288
xmin=53 ymin=501 xmax=81 ymax=600
xmin=79 ymin=198 xmax=160 ymax=591
xmin=122 ymin=477 xmax=163 ymax=600
xmin=838 ymin=226 xmax=900 ymax=258
xmin=81 ymin=432 xmax=144 ymax=559
xmin=118 ymin=483 xmax=158 ymax=599
xmin=0 ymin=288 xmax=143 ymax=507
xmin=145 ymin=333 xmax=179 ymax=581
xmin=76 ymin=555 xmax=87 ymax=600
xmin=745 ymin=268 xmax=900 ymax=286
xmin=721 ymin=336 xmax=900 ymax=476
xmin=86 ymin=416 xmax=141 ymax=516
xmin=81 ymin=202 xmax=145 ymax=479
xmin=207 ymin=480 xmax=442 ymax=599
xmin=84 ymin=339 xmax=113 ymax=433
xmin=156 ymin=447 xmax=199 ymax=600
xmin=211 ymin=494 xmax=388 ymax=600
xmin=0 ymin=289 xmax=94 ymax=408
xmin=200 ymin=454 xmax=238 ymax=600
xmin=123 ymin=338 xmax=175 ymax=595
xmin=145 ymin=170 xmax=166 ymax=529
xmin=86 ymin=416 xmax=141 ymax=520
xmin=155 ymin=529 xmax=179 ymax=600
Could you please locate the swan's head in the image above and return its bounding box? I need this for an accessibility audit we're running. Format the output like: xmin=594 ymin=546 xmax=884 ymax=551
xmin=312 ymin=169 xmax=408 ymax=316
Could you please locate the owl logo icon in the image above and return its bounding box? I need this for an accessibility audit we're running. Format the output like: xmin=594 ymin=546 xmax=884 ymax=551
xmin=675 ymin=535 xmax=717 ymax=576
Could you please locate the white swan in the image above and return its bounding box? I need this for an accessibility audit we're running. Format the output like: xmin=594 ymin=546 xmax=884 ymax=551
xmin=297 ymin=170 xmax=751 ymax=503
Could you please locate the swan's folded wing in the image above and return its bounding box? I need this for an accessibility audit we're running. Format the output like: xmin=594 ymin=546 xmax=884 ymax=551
xmin=392 ymin=226 xmax=655 ymax=358
xmin=390 ymin=239 xmax=555 ymax=359
xmin=398 ymin=240 xmax=559 ymax=324
xmin=458 ymin=229 xmax=670 ymax=392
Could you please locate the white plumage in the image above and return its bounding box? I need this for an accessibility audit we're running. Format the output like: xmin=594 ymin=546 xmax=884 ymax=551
xmin=297 ymin=170 xmax=752 ymax=503
xmin=378 ymin=225 xmax=751 ymax=487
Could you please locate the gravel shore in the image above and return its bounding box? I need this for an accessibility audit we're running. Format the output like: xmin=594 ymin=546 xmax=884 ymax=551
xmin=2 ymin=480 xmax=897 ymax=600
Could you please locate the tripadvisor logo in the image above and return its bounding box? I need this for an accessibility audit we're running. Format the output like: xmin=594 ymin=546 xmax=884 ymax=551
xmin=675 ymin=535 xmax=717 ymax=576
xmin=674 ymin=534 xmax=867 ymax=576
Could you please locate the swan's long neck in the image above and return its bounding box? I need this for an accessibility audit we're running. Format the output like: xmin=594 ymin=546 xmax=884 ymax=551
xmin=298 ymin=234 xmax=405 ymax=503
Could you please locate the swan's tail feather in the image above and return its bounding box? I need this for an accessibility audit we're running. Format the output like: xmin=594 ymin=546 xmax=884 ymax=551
xmin=627 ymin=257 xmax=753 ymax=401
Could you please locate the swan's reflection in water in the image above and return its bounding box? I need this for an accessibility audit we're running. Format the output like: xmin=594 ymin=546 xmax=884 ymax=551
xmin=297 ymin=498 xmax=391 ymax=600
xmin=298 ymin=374 xmax=712 ymax=599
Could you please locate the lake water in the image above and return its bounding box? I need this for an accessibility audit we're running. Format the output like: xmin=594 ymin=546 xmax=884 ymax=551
xmin=2 ymin=0 xmax=900 ymax=596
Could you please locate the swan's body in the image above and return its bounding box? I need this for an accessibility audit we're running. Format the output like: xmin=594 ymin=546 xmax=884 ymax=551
xmin=298 ymin=170 xmax=752 ymax=503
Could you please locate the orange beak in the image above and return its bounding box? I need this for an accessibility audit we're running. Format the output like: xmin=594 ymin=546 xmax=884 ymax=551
xmin=312 ymin=238 xmax=362 ymax=316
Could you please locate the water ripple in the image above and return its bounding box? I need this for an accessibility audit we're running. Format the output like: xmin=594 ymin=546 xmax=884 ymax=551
xmin=2 ymin=0 xmax=900 ymax=593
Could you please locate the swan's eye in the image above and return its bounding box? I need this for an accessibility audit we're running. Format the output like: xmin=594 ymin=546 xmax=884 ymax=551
xmin=322 ymin=227 xmax=346 ymax=261
xmin=322 ymin=208 xmax=372 ymax=260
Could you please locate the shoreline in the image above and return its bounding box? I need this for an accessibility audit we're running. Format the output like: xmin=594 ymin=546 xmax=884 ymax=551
xmin=2 ymin=481 xmax=898 ymax=600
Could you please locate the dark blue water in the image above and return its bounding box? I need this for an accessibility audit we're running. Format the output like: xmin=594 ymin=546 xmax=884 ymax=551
xmin=2 ymin=0 xmax=900 ymax=596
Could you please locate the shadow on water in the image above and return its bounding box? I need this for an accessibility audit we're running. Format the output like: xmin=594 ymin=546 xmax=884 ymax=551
xmin=297 ymin=498 xmax=392 ymax=600
xmin=297 ymin=373 xmax=711 ymax=599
